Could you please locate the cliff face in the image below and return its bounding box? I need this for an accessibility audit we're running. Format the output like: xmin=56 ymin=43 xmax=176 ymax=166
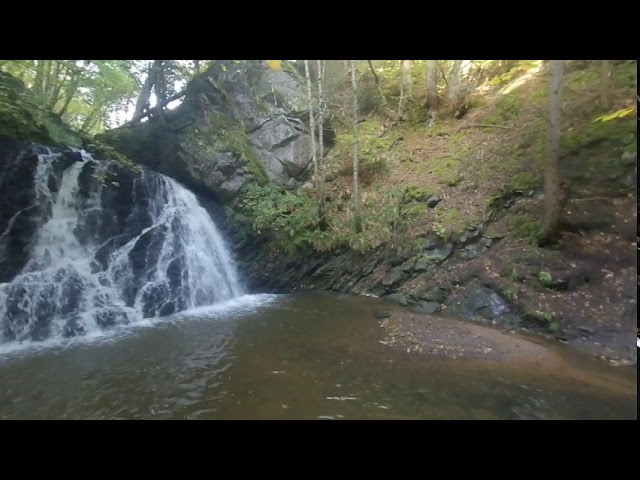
xmin=101 ymin=60 xmax=333 ymax=202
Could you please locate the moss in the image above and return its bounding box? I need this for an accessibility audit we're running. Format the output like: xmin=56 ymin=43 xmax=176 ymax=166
xmin=433 ymin=207 xmax=471 ymax=238
xmin=84 ymin=138 xmax=141 ymax=173
xmin=511 ymin=172 xmax=542 ymax=192
xmin=430 ymin=155 xmax=463 ymax=186
xmin=403 ymin=185 xmax=437 ymax=203
xmin=495 ymin=94 xmax=522 ymax=119
xmin=510 ymin=214 xmax=543 ymax=244
xmin=203 ymin=110 xmax=269 ymax=185
xmin=403 ymin=203 xmax=428 ymax=217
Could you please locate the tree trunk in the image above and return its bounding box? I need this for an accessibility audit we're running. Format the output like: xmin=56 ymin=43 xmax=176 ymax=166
xmin=540 ymin=60 xmax=565 ymax=245
xmin=316 ymin=59 xmax=326 ymax=219
xmin=46 ymin=61 xmax=65 ymax=111
xmin=57 ymin=72 xmax=80 ymax=118
xmin=397 ymin=60 xmax=412 ymax=119
xmin=599 ymin=60 xmax=612 ymax=110
xmin=304 ymin=60 xmax=322 ymax=220
xmin=367 ymin=60 xmax=391 ymax=116
xmin=448 ymin=60 xmax=463 ymax=108
xmin=194 ymin=60 xmax=200 ymax=74
xmin=351 ymin=60 xmax=362 ymax=233
xmin=127 ymin=90 xmax=186 ymax=124
xmin=132 ymin=60 xmax=160 ymax=120
xmin=33 ymin=60 xmax=45 ymax=98
xmin=42 ymin=60 xmax=53 ymax=104
xmin=426 ymin=60 xmax=438 ymax=111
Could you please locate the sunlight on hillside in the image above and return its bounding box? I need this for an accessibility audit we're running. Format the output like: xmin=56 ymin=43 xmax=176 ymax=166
xmin=500 ymin=60 xmax=545 ymax=95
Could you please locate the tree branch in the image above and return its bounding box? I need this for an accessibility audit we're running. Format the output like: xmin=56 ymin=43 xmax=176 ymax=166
xmin=127 ymin=90 xmax=186 ymax=124
xmin=367 ymin=60 xmax=380 ymax=84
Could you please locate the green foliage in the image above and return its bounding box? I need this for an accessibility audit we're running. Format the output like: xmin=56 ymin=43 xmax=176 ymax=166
xmin=502 ymin=288 xmax=519 ymax=302
xmin=510 ymin=214 xmax=543 ymax=244
xmin=0 ymin=71 xmax=50 ymax=142
xmin=335 ymin=121 xmax=396 ymax=174
xmin=432 ymin=222 xmax=447 ymax=239
xmin=537 ymin=270 xmax=552 ymax=286
xmin=528 ymin=309 xmax=562 ymax=334
xmin=561 ymin=113 xmax=636 ymax=153
xmin=0 ymin=70 xmax=81 ymax=146
xmin=236 ymin=184 xmax=342 ymax=254
xmin=511 ymin=172 xmax=542 ymax=193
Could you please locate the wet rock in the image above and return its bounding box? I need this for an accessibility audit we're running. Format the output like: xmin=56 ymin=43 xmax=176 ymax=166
xmin=578 ymin=325 xmax=596 ymax=334
xmin=374 ymin=310 xmax=391 ymax=319
xmin=426 ymin=196 xmax=442 ymax=208
xmin=382 ymin=267 xmax=408 ymax=290
xmin=401 ymin=256 xmax=417 ymax=272
xmin=383 ymin=293 xmax=409 ymax=306
xmin=0 ymin=142 xmax=41 ymax=282
xmin=361 ymin=254 xmax=381 ymax=276
xmin=459 ymin=229 xmax=480 ymax=245
xmin=620 ymin=150 xmax=636 ymax=166
xmin=413 ymin=302 xmax=442 ymax=314
xmin=409 ymin=286 xmax=449 ymax=304
xmin=452 ymin=282 xmax=510 ymax=320
xmin=547 ymin=278 xmax=569 ymax=291
xmin=389 ymin=248 xmax=414 ymax=267
xmin=426 ymin=243 xmax=454 ymax=264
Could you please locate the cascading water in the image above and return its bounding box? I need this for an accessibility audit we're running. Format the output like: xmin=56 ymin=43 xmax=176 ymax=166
xmin=0 ymin=148 xmax=244 ymax=343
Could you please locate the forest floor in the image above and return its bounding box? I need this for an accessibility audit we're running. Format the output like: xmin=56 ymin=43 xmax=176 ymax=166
xmin=319 ymin=60 xmax=637 ymax=366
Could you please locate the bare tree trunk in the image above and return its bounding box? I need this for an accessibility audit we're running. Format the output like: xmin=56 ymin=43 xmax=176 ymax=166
xmin=33 ymin=60 xmax=45 ymax=98
xmin=397 ymin=60 xmax=412 ymax=119
xmin=57 ymin=74 xmax=80 ymax=118
xmin=426 ymin=60 xmax=438 ymax=110
xmin=46 ymin=61 xmax=65 ymax=111
xmin=132 ymin=60 xmax=160 ymax=120
xmin=367 ymin=60 xmax=391 ymax=116
xmin=194 ymin=60 xmax=200 ymax=74
xmin=304 ymin=60 xmax=322 ymax=221
xmin=599 ymin=60 xmax=612 ymax=110
xmin=448 ymin=60 xmax=463 ymax=109
xmin=351 ymin=60 xmax=362 ymax=234
xmin=540 ymin=60 xmax=565 ymax=245
xmin=316 ymin=59 xmax=325 ymax=219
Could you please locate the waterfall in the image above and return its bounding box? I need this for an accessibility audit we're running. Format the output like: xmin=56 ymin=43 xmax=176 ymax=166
xmin=0 ymin=148 xmax=244 ymax=343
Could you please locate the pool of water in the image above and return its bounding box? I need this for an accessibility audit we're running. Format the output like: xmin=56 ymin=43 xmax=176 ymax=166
xmin=0 ymin=293 xmax=636 ymax=419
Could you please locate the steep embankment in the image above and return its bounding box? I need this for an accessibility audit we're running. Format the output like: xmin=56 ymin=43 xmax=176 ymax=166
xmin=237 ymin=61 xmax=637 ymax=366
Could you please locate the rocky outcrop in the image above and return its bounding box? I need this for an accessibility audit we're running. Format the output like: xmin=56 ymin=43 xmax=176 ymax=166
xmin=0 ymin=139 xmax=43 ymax=282
xmin=101 ymin=61 xmax=333 ymax=202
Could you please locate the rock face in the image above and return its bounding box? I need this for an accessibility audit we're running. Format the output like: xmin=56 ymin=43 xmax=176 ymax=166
xmin=0 ymin=139 xmax=45 ymax=282
xmin=101 ymin=61 xmax=333 ymax=202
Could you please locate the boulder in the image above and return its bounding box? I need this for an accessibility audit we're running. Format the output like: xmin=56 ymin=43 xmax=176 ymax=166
xmin=101 ymin=60 xmax=331 ymax=202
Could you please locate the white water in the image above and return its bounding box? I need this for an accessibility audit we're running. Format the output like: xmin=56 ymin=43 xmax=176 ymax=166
xmin=0 ymin=151 xmax=245 ymax=345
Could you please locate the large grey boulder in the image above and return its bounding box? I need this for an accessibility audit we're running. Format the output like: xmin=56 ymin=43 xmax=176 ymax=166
xmin=101 ymin=60 xmax=331 ymax=202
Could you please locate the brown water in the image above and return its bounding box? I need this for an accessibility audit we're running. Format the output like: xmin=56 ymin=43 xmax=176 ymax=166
xmin=0 ymin=293 xmax=636 ymax=419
